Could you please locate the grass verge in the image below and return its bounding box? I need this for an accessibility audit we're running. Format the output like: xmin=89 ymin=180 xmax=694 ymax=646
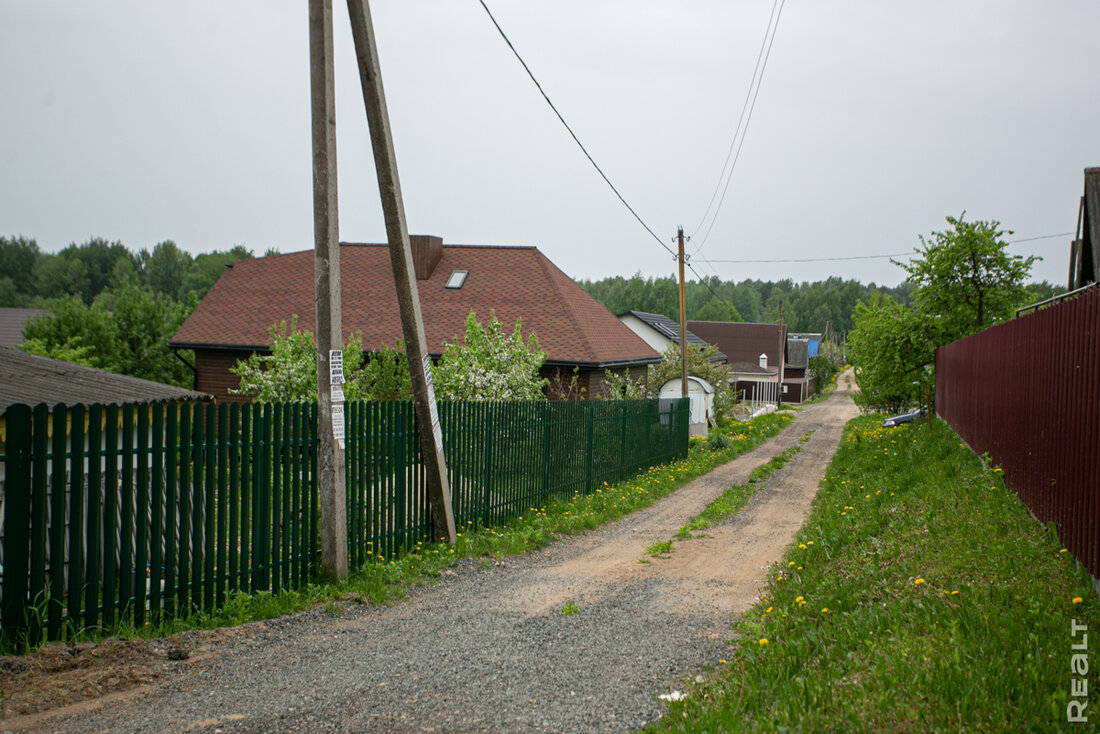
xmin=651 ymin=415 xmax=1098 ymax=732
xmin=675 ymin=433 xmax=810 ymax=541
xmin=9 ymin=412 xmax=795 ymax=652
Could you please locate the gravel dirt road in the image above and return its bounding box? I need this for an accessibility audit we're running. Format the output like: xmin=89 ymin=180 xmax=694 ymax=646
xmin=1 ymin=373 xmax=857 ymax=733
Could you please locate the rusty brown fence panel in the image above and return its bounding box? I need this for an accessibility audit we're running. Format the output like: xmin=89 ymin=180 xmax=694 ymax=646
xmin=936 ymin=285 xmax=1100 ymax=577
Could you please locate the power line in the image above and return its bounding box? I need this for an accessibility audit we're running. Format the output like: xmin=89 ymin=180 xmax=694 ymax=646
xmin=697 ymin=253 xmax=912 ymax=265
xmin=690 ymin=0 xmax=782 ymax=242
xmin=694 ymin=0 xmax=787 ymax=254
xmin=694 ymin=232 xmax=1076 ymax=265
xmin=476 ymin=0 xmax=676 ymax=260
xmin=1008 ymin=232 xmax=1073 ymax=244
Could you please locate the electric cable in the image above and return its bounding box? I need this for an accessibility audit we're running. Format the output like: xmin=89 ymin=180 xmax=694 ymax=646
xmin=690 ymin=0 xmax=783 ymax=243
xmin=476 ymin=0 xmax=676 ymax=260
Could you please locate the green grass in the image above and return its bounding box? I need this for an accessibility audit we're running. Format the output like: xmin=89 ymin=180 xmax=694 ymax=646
xmin=647 ymin=540 xmax=675 ymax=557
xmin=651 ymin=415 xmax=1099 ymax=732
xmin=6 ymin=412 xmax=794 ymax=653
xmin=675 ymin=436 xmax=808 ymax=541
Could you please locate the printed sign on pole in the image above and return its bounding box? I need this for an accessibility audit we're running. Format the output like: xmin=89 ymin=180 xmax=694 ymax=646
xmin=329 ymin=349 xmax=344 ymax=385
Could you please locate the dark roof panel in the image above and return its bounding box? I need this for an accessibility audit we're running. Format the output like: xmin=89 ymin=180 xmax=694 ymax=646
xmin=0 ymin=308 xmax=48 ymax=348
xmin=621 ymin=311 xmax=727 ymax=360
xmin=0 ymin=348 xmax=210 ymax=412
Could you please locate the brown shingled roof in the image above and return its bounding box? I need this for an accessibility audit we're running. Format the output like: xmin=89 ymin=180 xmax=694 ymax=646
xmin=171 ymin=241 xmax=659 ymax=368
xmin=687 ymin=321 xmax=787 ymax=367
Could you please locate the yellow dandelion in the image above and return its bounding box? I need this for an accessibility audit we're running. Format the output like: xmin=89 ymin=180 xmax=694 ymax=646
xmin=914 ymin=578 xmax=925 ymax=585
xmin=821 ymin=608 xmax=829 ymax=613
xmin=1073 ymin=597 xmax=1084 ymax=604
xmin=1061 ymin=549 xmax=1069 ymax=554
xmin=758 ymin=638 xmax=768 ymax=646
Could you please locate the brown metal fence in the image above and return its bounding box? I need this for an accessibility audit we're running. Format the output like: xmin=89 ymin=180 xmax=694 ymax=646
xmin=935 ymin=284 xmax=1100 ymax=577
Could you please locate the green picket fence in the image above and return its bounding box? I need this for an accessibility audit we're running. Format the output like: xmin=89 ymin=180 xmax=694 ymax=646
xmin=1 ymin=397 xmax=688 ymax=643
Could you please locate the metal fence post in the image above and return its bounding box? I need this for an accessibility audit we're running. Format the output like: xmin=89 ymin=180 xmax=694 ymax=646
xmin=1 ymin=404 xmax=32 ymax=640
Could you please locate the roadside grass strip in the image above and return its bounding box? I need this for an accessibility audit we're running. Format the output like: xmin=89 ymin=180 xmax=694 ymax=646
xmin=651 ymin=415 xmax=1100 ymax=732
xmin=46 ymin=413 xmax=794 ymax=647
xmin=675 ymin=436 xmax=809 ymax=542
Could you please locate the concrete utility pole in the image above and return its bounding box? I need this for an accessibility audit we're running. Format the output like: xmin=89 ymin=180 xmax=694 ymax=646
xmin=346 ymin=0 xmax=457 ymax=544
xmin=309 ymin=0 xmax=348 ymax=580
xmin=677 ymin=227 xmax=689 ymax=399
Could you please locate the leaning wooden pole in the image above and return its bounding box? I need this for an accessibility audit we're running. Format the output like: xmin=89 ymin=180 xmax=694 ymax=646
xmin=345 ymin=0 xmax=456 ymax=544
xmin=308 ymin=0 xmax=348 ymax=580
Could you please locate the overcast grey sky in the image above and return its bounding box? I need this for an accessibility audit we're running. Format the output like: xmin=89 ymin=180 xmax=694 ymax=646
xmin=3 ymin=1 xmax=1097 ymax=287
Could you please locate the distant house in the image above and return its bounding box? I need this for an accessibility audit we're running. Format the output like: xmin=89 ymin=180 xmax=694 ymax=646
xmin=0 ymin=308 xmax=48 ymax=348
xmin=687 ymin=320 xmax=822 ymax=403
xmin=170 ymin=237 xmax=661 ymax=402
xmin=617 ymin=311 xmax=727 ymax=362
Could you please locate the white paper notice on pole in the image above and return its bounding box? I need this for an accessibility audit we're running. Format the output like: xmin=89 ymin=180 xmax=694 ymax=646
xmin=331 ymin=384 xmax=345 ymax=404
xmin=331 ymin=403 xmax=345 ymax=441
xmin=422 ymin=354 xmax=433 ymax=386
xmin=329 ymin=349 xmax=344 ymax=385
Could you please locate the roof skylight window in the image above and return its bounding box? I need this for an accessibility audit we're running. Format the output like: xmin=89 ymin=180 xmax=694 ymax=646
xmin=445 ymin=270 xmax=469 ymax=289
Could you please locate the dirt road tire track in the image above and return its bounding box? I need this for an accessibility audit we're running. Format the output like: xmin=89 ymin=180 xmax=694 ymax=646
xmin=4 ymin=373 xmax=858 ymax=733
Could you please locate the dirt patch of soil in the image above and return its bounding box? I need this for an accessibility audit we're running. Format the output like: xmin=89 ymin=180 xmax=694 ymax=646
xmin=0 ymin=626 xmax=250 ymax=725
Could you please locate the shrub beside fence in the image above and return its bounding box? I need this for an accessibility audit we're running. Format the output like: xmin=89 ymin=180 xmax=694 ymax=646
xmin=0 ymin=397 xmax=688 ymax=643
xmin=936 ymin=284 xmax=1099 ymax=578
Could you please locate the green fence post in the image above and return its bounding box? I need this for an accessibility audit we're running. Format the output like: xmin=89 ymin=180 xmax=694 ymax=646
xmin=29 ymin=403 xmax=50 ymax=646
xmin=163 ymin=404 xmax=178 ymax=619
xmin=66 ymin=405 xmax=86 ymax=628
xmin=585 ymin=401 xmax=595 ymax=493
xmin=135 ymin=403 xmax=150 ymax=627
xmin=1 ymin=404 xmax=32 ymax=641
xmin=103 ymin=404 xmax=119 ymax=627
xmin=150 ymin=403 xmax=164 ymax=622
xmin=85 ymin=404 xmax=102 ymax=631
xmin=216 ymin=403 xmax=228 ymax=608
xmin=47 ymin=404 xmax=67 ymax=638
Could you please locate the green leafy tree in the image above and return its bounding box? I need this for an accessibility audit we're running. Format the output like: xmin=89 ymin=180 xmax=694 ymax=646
xmin=432 ymin=310 xmax=548 ymax=401
xmin=897 ymin=213 xmax=1038 ymax=340
xmin=849 ymin=214 xmax=1039 ymax=412
xmin=142 ymin=240 xmax=194 ymax=299
xmin=21 ymin=296 xmax=121 ymax=370
xmin=359 ymin=340 xmax=412 ymax=401
xmin=0 ymin=236 xmax=43 ymax=306
xmin=20 ymin=284 xmax=195 ymax=387
xmin=847 ymin=296 xmax=933 ymax=412
xmin=95 ymin=282 xmax=194 ymax=385
xmin=641 ymin=342 xmax=735 ymax=419
xmin=601 ymin=368 xmax=646 ymax=400
xmin=230 ymin=316 xmax=373 ymax=403
xmin=179 ymin=246 xmax=253 ymax=301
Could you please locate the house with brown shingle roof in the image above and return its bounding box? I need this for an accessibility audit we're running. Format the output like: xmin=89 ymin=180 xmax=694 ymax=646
xmin=170 ymin=236 xmax=661 ymax=402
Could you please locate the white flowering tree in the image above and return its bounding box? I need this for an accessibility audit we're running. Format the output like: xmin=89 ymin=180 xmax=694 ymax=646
xmin=432 ymin=310 xmax=547 ymax=401
xmin=230 ymin=316 xmax=375 ymax=402
xmin=231 ymin=311 xmax=546 ymax=403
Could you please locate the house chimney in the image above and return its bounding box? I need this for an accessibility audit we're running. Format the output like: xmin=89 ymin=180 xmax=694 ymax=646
xmin=410 ymin=235 xmax=443 ymax=280
xmin=759 ymin=353 xmax=768 ymax=369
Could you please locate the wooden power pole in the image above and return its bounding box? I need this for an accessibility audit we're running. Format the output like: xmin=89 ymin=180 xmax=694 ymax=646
xmin=677 ymin=227 xmax=688 ymax=398
xmin=308 ymin=0 xmax=347 ymax=581
xmin=346 ymin=0 xmax=457 ymax=544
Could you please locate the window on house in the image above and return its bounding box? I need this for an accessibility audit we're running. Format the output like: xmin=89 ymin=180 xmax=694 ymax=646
xmin=445 ymin=270 xmax=468 ymax=289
